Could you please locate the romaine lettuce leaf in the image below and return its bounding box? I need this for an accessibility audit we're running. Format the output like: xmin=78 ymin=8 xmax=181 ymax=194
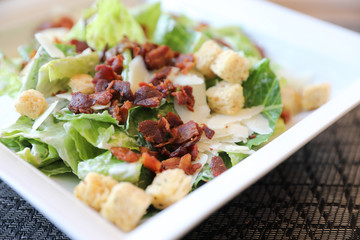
xmin=77 ymin=151 xmax=142 ymax=182
xmin=84 ymin=0 xmax=146 ymax=50
xmin=131 ymin=2 xmax=161 ymax=40
xmin=0 ymin=68 xmax=22 ymax=98
xmin=39 ymin=161 xmax=72 ymax=176
xmin=242 ymin=58 xmax=282 ymax=147
xmin=36 ymin=51 xmax=99 ymax=96
xmin=153 ymin=14 xmax=208 ymax=53
xmin=54 ymin=109 xmax=118 ymax=125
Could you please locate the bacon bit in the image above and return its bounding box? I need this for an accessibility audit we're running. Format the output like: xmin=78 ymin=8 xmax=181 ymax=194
xmin=249 ymin=134 xmax=257 ymax=139
xmin=175 ymin=54 xmax=195 ymax=74
xmin=69 ymin=39 xmax=89 ymax=53
xmin=171 ymin=85 xmax=195 ymax=111
xmin=142 ymin=152 xmax=162 ymax=172
xmin=29 ymin=50 xmax=37 ymax=59
xmin=158 ymin=116 xmax=171 ymax=133
xmin=139 ymin=147 xmax=159 ymax=158
xmin=108 ymin=80 xmax=135 ymax=102
xmin=109 ymin=100 xmax=131 ymax=124
xmin=168 ymin=146 xmax=188 ymax=158
xmin=201 ymin=124 xmax=215 ymax=139
xmin=156 ymin=79 xmax=176 ymax=97
xmin=106 ymin=55 xmax=124 ymax=74
xmin=36 ymin=16 xmax=74 ymax=31
xmin=138 ymin=120 xmax=167 ymax=144
xmin=173 ymin=121 xmax=201 ymax=144
xmin=189 ymin=144 xmax=198 ymax=161
xmin=144 ymin=45 xmax=174 ymax=70
xmin=89 ymin=90 xmax=113 ymax=105
xmin=94 ymin=65 xmax=118 ymax=82
xmin=161 ymin=157 xmax=181 ymax=170
xmin=133 ymin=85 xmax=164 ymax=107
xmin=165 ymin=112 xmax=183 ymax=128
xmin=95 ymin=79 xmax=109 ymax=93
xmin=210 ymin=156 xmax=227 ymax=177
xmin=281 ymin=109 xmax=291 ymax=123
xmin=69 ymin=92 xmax=95 ymax=114
xmin=179 ymin=154 xmax=201 ymax=175
xmin=150 ymin=66 xmax=173 ymax=86
xmin=110 ymin=146 xmax=141 ymax=163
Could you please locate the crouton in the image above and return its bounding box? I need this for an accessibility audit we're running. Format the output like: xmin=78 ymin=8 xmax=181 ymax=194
xmin=145 ymin=169 xmax=192 ymax=209
xmin=74 ymin=172 xmax=118 ymax=211
xmin=100 ymin=182 xmax=152 ymax=232
xmin=281 ymin=86 xmax=302 ymax=116
xmin=302 ymin=83 xmax=330 ymax=110
xmin=194 ymin=40 xmax=223 ymax=79
xmin=68 ymin=74 xmax=95 ymax=94
xmin=15 ymin=89 xmax=47 ymax=119
xmin=210 ymin=50 xmax=250 ymax=83
xmin=206 ymin=81 xmax=244 ymax=115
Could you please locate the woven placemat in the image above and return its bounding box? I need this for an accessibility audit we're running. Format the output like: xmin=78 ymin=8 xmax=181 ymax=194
xmin=1 ymin=105 xmax=359 ymax=239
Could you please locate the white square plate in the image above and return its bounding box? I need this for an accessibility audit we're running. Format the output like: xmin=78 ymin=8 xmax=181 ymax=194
xmin=0 ymin=0 xmax=360 ymax=239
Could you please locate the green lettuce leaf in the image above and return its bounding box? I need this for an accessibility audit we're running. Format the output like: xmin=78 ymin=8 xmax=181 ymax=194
xmin=78 ymin=151 xmax=142 ymax=182
xmin=36 ymin=51 xmax=99 ymax=96
xmin=242 ymin=58 xmax=282 ymax=147
xmin=121 ymin=49 xmax=132 ymax=81
xmin=0 ymin=68 xmax=22 ymax=98
xmin=65 ymin=6 xmax=97 ymax=42
xmin=39 ymin=161 xmax=72 ymax=176
xmin=131 ymin=2 xmax=161 ymax=40
xmin=83 ymin=0 xmax=146 ymax=50
xmin=153 ymin=14 xmax=208 ymax=53
xmin=54 ymin=110 xmax=118 ymax=125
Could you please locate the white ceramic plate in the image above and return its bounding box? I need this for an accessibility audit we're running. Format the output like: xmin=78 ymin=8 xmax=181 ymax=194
xmin=1 ymin=0 xmax=360 ymax=239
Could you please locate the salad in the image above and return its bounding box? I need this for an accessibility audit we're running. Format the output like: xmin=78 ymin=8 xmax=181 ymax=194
xmin=0 ymin=0 xmax=329 ymax=232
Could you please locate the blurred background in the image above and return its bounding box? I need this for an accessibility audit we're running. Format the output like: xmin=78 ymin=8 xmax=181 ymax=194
xmin=268 ymin=0 xmax=360 ymax=32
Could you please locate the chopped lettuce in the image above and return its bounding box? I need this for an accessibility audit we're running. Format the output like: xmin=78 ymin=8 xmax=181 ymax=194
xmin=39 ymin=161 xmax=72 ymax=176
xmin=54 ymin=110 xmax=118 ymax=125
xmin=77 ymin=151 xmax=142 ymax=182
xmin=242 ymin=58 xmax=282 ymax=147
xmin=0 ymin=67 xmax=22 ymax=98
xmin=131 ymin=2 xmax=161 ymax=40
xmin=36 ymin=51 xmax=99 ymax=96
xmin=69 ymin=0 xmax=146 ymax=51
xmin=153 ymin=14 xmax=208 ymax=53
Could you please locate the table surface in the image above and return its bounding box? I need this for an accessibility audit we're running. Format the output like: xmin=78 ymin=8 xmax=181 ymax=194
xmin=1 ymin=0 xmax=360 ymax=239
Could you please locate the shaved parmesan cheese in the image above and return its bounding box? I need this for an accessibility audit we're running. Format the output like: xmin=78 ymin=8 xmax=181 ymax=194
xmin=128 ymin=56 xmax=151 ymax=93
xmin=173 ymin=72 xmax=203 ymax=86
xmin=92 ymin=103 xmax=110 ymax=111
xmin=56 ymin=92 xmax=72 ymax=101
xmin=32 ymin=100 xmax=58 ymax=131
xmin=242 ymin=114 xmax=272 ymax=135
xmin=35 ymin=30 xmax=68 ymax=58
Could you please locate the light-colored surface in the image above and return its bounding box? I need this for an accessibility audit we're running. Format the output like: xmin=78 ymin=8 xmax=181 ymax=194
xmin=0 ymin=0 xmax=360 ymax=239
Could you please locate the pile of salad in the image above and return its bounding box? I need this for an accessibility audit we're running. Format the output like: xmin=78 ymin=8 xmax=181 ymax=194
xmin=0 ymin=0 xmax=285 ymax=231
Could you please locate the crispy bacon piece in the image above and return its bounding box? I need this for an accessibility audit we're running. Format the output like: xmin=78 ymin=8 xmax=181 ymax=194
xmin=171 ymin=85 xmax=195 ymax=111
xmin=201 ymin=124 xmax=215 ymax=139
xmin=94 ymin=65 xmax=118 ymax=82
xmin=156 ymin=79 xmax=176 ymax=96
xmin=109 ymin=100 xmax=131 ymax=124
xmin=108 ymin=80 xmax=135 ymax=101
xmin=133 ymin=85 xmax=164 ymax=107
xmin=94 ymin=79 xmax=109 ymax=93
xmin=69 ymin=92 xmax=95 ymax=114
xmin=161 ymin=157 xmax=181 ymax=170
xmin=142 ymin=152 xmax=162 ymax=172
xmin=111 ymin=146 xmax=141 ymax=163
xmin=189 ymin=144 xmax=198 ymax=161
xmin=175 ymin=54 xmax=195 ymax=74
xmin=69 ymin=39 xmax=89 ymax=53
xmin=281 ymin=109 xmax=291 ymax=123
xmin=165 ymin=112 xmax=183 ymax=128
xmin=138 ymin=120 xmax=167 ymax=144
xmin=89 ymin=90 xmax=113 ymax=105
xmin=139 ymin=146 xmax=159 ymax=158
xmin=168 ymin=146 xmax=188 ymax=158
xmin=106 ymin=55 xmax=124 ymax=74
xmin=173 ymin=121 xmax=201 ymax=144
xmin=179 ymin=154 xmax=201 ymax=175
xmin=145 ymin=45 xmax=174 ymax=70
xmin=150 ymin=66 xmax=173 ymax=86
xmin=211 ymin=156 xmax=227 ymax=177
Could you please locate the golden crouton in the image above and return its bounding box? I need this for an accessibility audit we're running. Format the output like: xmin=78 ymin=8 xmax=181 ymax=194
xmin=68 ymin=74 xmax=95 ymax=94
xmin=15 ymin=89 xmax=47 ymax=119
xmin=194 ymin=40 xmax=223 ymax=79
xmin=281 ymin=86 xmax=302 ymax=116
xmin=302 ymin=83 xmax=331 ymax=111
xmin=210 ymin=50 xmax=250 ymax=83
xmin=100 ymin=182 xmax=152 ymax=232
xmin=74 ymin=172 xmax=118 ymax=211
xmin=206 ymin=81 xmax=244 ymax=115
xmin=145 ymin=169 xmax=192 ymax=209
